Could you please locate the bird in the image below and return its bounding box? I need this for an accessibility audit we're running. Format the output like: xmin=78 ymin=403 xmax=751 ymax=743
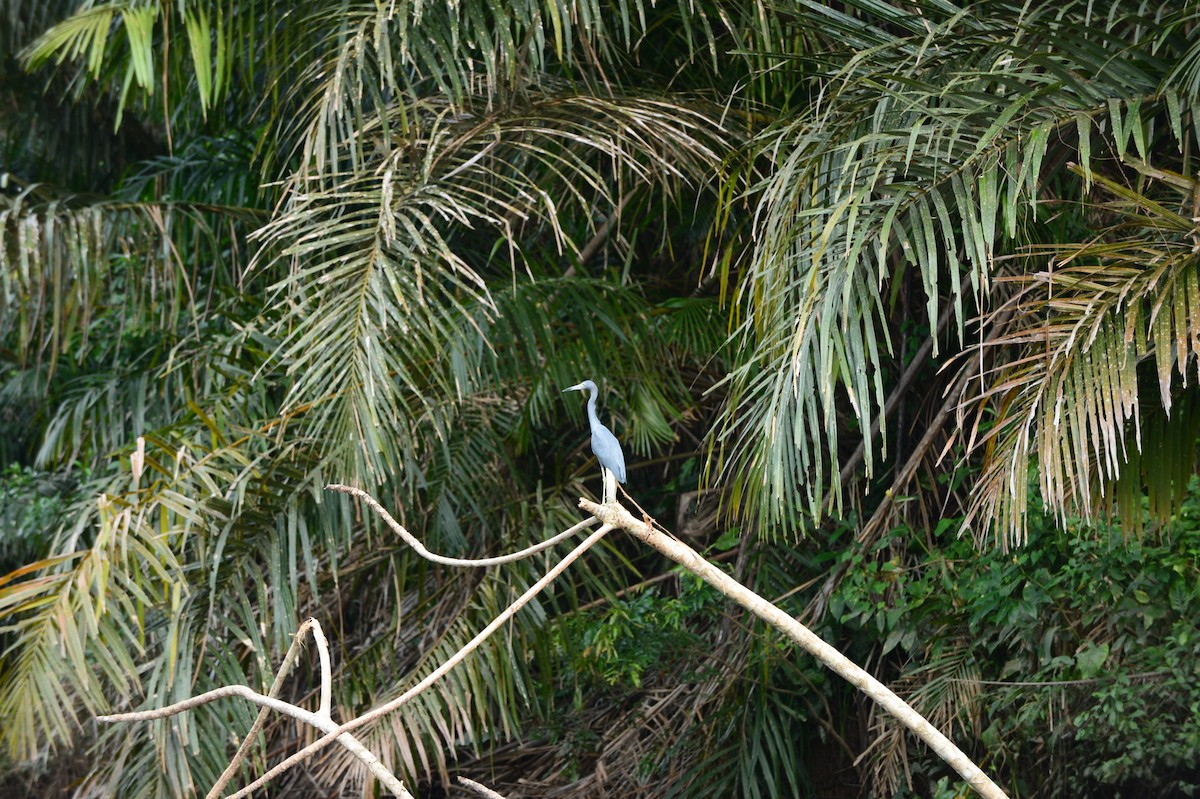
xmin=562 ymin=379 xmax=627 ymax=504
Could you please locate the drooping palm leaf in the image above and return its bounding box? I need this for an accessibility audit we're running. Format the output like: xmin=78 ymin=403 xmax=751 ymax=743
xmin=964 ymin=161 xmax=1200 ymax=545
xmin=255 ymin=89 xmax=728 ymax=484
xmin=714 ymin=0 xmax=1196 ymax=536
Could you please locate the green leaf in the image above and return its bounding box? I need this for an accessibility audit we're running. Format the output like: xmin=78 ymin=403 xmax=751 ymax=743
xmin=1075 ymin=642 xmax=1109 ymax=679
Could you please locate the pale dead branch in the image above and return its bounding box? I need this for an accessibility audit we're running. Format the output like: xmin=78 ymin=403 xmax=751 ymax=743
xmin=221 ymin=518 xmax=613 ymax=798
xmin=328 ymin=482 xmax=599 ymax=566
xmin=579 ymin=497 xmax=1011 ymax=799
xmin=96 ymin=487 xmax=612 ymax=799
xmin=98 ymin=619 xmax=413 ymax=798
xmin=458 ymin=775 xmax=509 ymax=798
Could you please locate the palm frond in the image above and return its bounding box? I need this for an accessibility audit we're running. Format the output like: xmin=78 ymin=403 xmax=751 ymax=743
xmin=256 ymin=90 xmax=727 ymax=485
xmin=964 ymin=160 xmax=1200 ymax=545
xmin=0 ymin=184 xmax=261 ymax=381
xmin=714 ymin=0 xmax=1195 ymax=535
xmin=0 ymin=486 xmax=187 ymax=761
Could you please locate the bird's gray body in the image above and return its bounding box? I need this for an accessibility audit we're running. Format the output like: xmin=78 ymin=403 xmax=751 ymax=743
xmin=563 ymin=379 xmax=626 ymax=501
xmin=589 ymin=422 xmax=627 ymax=484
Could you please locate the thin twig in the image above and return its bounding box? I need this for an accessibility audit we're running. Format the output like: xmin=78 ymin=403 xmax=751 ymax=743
xmin=328 ymin=483 xmax=598 ymax=566
xmin=224 ymin=520 xmax=614 ymax=799
xmin=866 ymin=307 xmax=1017 ymax=532
xmin=958 ymin=671 xmax=1169 ymax=688
xmin=804 ymin=364 xmax=975 ymax=622
xmin=457 ymin=776 xmax=508 ymax=798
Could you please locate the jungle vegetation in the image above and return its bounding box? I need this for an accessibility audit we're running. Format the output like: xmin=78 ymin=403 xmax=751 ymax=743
xmin=2 ymin=1 xmax=1199 ymax=796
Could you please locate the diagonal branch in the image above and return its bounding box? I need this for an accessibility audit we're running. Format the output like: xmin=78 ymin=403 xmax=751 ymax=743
xmin=564 ymin=190 xmax=635 ymax=277
xmin=222 ymin=519 xmax=614 ymax=799
xmin=579 ymin=497 xmax=1010 ymax=799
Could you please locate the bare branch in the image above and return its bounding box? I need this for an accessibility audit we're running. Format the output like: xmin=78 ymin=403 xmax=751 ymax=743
xmin=223 ymin=518 xmax=614 ymax=799
xmin=98 ymin=682 xmax=413 ymax=798
xmin=457 ymin=776 xmax=509 ymax=799
xmin=579 ymin=497 xmax=1010 ymax=799
xmin=328 ymin=483 xmax=599 ymax=566
xmin=563 ymin=191 xmax=634 ymax=278
xmin=97 ymin=685 xmax=301 ymax=723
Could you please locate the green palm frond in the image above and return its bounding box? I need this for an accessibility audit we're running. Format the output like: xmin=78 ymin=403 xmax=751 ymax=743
xmin=330 ymin=568 xmax=544 ymax=787
xmin=1164 ymin=6 xmax=1200 ymax=98
xmin=256 ymin=90 xmax=726 ymax=483
xmin=964 ymin=161 xmax=1200 ymax=545
xmin=714 ymin=0 xmax=1194 ymax=535
xmin=0 ymin=184 xmax=261 ymax=381
xmin=0 ymin=486 xmax=187 ymax=761
xmin=120 ymin=135 xmax=261 ymax=207
xmin=280 ymin=0 xmax=722 ymax=130
xmin=21 ymin=0 xmax=723 ymax=156
xmin=22 ymin=1 xmax=278 ymax=128
xmin=22 ymin=287 xmax=270 ymax=474
xmin=21 ymin=5 xmax=121 ymax=83
xmin=466 ymin=278 xmax=701 ymax=453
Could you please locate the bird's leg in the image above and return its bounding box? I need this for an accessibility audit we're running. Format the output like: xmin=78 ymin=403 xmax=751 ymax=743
xmin=602 ymin=468 xmax=615 ymax=504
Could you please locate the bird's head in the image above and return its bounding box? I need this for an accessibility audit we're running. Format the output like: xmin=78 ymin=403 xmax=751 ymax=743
xmin=562 ymin=379 xmax=598 ymax=395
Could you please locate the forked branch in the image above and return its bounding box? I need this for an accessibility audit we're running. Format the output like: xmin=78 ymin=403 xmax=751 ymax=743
xmin=221 ymin=519 xmax=612 ymax=799
xmin=96 ymin=487 xmax=610 ymax=799
xmin=97 ymin=619 xmax=413 ymax=798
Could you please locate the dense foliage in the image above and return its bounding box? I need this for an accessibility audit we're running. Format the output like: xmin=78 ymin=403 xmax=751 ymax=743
xmin=2 ymin=0 xmax=1200 ymax=797
xmin=505 ymin=483 xmax=1200 ymax=798
xmin=830 ymin=494 xmax=1200 ymax=798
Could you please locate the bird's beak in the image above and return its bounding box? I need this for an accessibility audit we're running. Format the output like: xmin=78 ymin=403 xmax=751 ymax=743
xmin=562 ymin=382 xmax=584 ymax=393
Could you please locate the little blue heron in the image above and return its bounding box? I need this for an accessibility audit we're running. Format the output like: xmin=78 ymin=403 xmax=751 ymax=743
xmin=563 ymin=379 xmax=627 ymax=503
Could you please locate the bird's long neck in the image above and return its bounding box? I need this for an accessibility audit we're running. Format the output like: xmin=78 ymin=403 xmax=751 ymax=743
xmin=586 ymin=388 xmax=599 ymax=422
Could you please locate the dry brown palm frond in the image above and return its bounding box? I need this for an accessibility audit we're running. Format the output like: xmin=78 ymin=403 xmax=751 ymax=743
xmin=963 ymin=161 xmax=1200 ymax=546
xmin=860 ymin=640 xmax=982 ymax=799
